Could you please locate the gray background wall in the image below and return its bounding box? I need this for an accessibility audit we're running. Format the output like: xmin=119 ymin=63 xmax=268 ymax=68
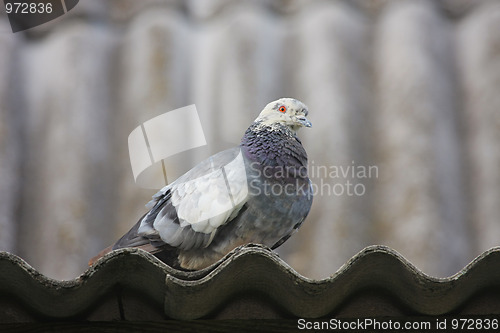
xmin=0 ymin=0 xmax=499 ymax=281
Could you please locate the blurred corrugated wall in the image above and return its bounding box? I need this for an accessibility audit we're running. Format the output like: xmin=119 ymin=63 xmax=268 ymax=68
xmin=0 ymin=0 xmax=499 ymax=280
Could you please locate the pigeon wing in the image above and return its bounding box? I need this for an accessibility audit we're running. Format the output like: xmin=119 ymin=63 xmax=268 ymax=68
xmin=133 ymin=147 xmax=249 ymax=251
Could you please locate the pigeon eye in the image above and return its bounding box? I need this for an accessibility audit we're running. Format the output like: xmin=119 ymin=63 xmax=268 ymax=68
xmin=278 ymin=106 xmax=286 ymax=113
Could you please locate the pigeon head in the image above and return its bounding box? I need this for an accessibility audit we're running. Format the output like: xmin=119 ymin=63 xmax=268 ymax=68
xmin=255 ymin=98 xmax=312 ymax=132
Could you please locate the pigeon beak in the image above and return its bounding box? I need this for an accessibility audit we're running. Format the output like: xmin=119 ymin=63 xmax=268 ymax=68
xmin=296 ymin=116 xmax=312 ymax=128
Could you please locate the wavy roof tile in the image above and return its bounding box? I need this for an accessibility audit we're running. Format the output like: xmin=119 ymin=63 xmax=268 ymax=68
xmin=1 ymin=245 xmax=500 ymax=328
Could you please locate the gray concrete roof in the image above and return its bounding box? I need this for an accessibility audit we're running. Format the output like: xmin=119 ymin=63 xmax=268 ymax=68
xmin=1 ymin=244 xmax=500 ymax=324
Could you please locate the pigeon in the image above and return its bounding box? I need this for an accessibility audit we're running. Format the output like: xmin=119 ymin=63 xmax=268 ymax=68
xmin=89 ymin=98 xmax=313 ymax=270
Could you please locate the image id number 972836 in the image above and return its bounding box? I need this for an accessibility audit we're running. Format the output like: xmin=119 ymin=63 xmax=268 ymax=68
xmin=451 ymin=318 xmax=498 ymax=330
xmin=5 ymin=2 xmax=53 ymax=14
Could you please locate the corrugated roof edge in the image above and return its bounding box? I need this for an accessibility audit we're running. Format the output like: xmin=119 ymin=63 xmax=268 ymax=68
xmin=1 ymin=244 xmax=500 ymax=320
